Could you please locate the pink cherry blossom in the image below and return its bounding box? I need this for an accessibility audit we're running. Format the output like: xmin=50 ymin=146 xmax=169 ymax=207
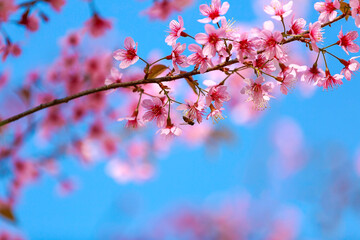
xmin=142 ymin=97 xmax=167 ymax=127
xmin=118 ymin=109 xmax=143 ymax=129
xmin=198 ymin=0 xmax=230 ymax=24
xmin=165 ymin=15 xmax=185 ymax=46
xmin=84 ymin=14 xmax=112 ymax=38
xmin=314 ymin=0 xmax=340 ymax=23
xmin=143 ymin=0 xmax=180 ymax=21
xmin=170 ymin=43 xmax=189 ymax=74
xmin=308 ymin=21 xmax=323 ymax=52
xmin=264 ymin=0 xmax=293 ymax=21
xmin=277 ymin=64 xmax=297 ymax=95
xmin=233 ymin=32 xmax=258 ymax=62
xmin=241 ymin=76 xmax=274 ymax=110
xmin=187 ymin=44 xmax=213 ymax=74
xmin=206 ymin=105 xmax=225 ymax=123
xmin=350 ymin=0 xmax=360 ymax=27
xmin=288 ymin=16 xmax=306 ymax=35
xmin=205 ymin=81 xmax=231 ymax=109
xmin=337 ymin=28 xmax=359 ymax=55
xmin=195 ymin=24 xmax=227 ymax=57
xmin=61 ymin=31 xmax=82 ymax=47
xmin=105 ymin=67 xmax=123 ymax=94
xmin=259 ymin=28 xmax=284 ymax=59
xmin=319 ymin=69 xmax=343 ymax=90
xmin=253 ymin=54 xmax=277 ymax=73
xmin=301 ymin=64 xmax=325 ymax=84
xmin=340 ymin=57 xmax=360 ymax=81
xmin=113 ymin=37 xmax=139 ymax=69
xmin=157 ymin=122 xmax=182 ymax=137
xmin=0 ymin=0 xmax=17 ymax=22
xmin=177 ymin=99 xmax=206 ymax=124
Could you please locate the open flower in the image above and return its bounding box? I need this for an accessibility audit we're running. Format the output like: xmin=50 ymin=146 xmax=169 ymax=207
xmin=340 ymin=57 xmax=360 ymax=80
xmin=142 ymin=97 xmax=167 ymax=127
xmin=198 ymin=0 xmax=229 ymax=24
xmin=301 ymin=64 xmax=325 ymax=84
xmin=195 ymin=24 xmax=227 ymax=57
xmin=259 ymin=28 xmax=284 ymax=59
xmin=319 ymin=69 xmax=343 ymax=90
xmin=288 ymin=16 xmax=306 ymax=35
xmin=170 ymin=43 xmax=189 ymax=74
xmin=314 ymin=0 xmax=340 ymax=23
xmin=264 ymin=0 xmax=293 ymax=21
xmin=308 ymin=21 xmax=323 ymax=52
xmin=118 ymin=109 xmax=143 ymax=129
xmin=187 ymin=44 xmax=213 ymax=73
xmin=206 ymin=104 xmax=225 ymax=123
xmin=337 ymin=28 xmax=359 ymax=55
xmin=165 ymin=15 xmax=185 ymax=46
xmin=204 ymin=80 xmax=231 ymax=109
xmin=157 ymin=121 xmax=182 ymax=137
xmin=113 ymin=37 xmax=139 ymax=69
xmin=177 ymin=99 xmax=205 ymax=124
xmin=85 ymin=14 xmax=112 ymax=38
xmin=233 ymin=32 xmax=258 ymax=62
xmin=241 ymin=76 xmax=274 ymax=110
xmin=350 ymin=0 xmax=360 ymax=27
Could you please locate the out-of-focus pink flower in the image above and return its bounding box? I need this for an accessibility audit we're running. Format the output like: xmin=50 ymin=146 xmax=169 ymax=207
xmin=61 ymin=30 xmax=82 ymax=47
xmin=0 ymin=0 xmax=17 ymax=22
xmin=277 ymin=64 xmax=297 ymax=95
xmin=301 ymin=64 xmax=325 ymax=84
xmin=319 ymin=69 xmax=343 ymax=90
xmin=187 ymin=44 xmax=213 ymax=74
xmin=288 ymin=16 xmax=306 ymax=35
xmin=264 ymin=0 xmax=293 ymax=21
xmin=20 ymin=13 xmax=40 ymax=32
xmin=177 ymin=99 xmax=205 ymax=124
xmin=314 ymin=0 xmax=340 ymax=23
xmin=142 ymin=97 xmax=167 ymax=127
xmin=195 ymin=24 xmax=227 ymax=57
xmin=241 ymin=76 xmax=274 ymax=110
xmin=337 ymin=28 xmax=359 ymax=55
xmin=204 ymin=81 xmax=230 ymax=109
xmin=14 ymin=160 xmax=39 ymax=186
xmin=308 ymin=21 xmax=323 ymax=52
xmin=113 ymin=37 xmax=139 ymax=69
xmin=233 ymin=32 xmax=257 ymax=62
xmin=165 ymin=15 xmax=185 ymax=46
xmin=340 ymin=57 xmax=360 ymax=80
xmin=84 ymin=14 xmax=111 ymax=38
xmin=0 ymin=71 xmax=9 ymax=89
xmin=198 ymin=0 xmax=229 ymax=24
xmin=105 ymin=67 xmax=122 ymax=94
xmin=170 ymin=43 xmax=189 ymax=74
xmin=143 ymin=0 xmax=180 ymax=21
xmin=47 ymin=0 xmax=66 ymax=12
xmin=350 ymin=0 xmax=360 ymax=27
xmin=57 ymin=178 xmax=76 ymax=196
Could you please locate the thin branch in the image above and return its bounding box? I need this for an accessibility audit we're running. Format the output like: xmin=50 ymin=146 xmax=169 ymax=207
xmin=0 ymin=12 xmax=348 ymax=128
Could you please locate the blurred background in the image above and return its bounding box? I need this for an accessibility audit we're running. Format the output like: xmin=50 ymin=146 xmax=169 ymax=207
xmin=1 ymin=0 xmax=360 ymax=239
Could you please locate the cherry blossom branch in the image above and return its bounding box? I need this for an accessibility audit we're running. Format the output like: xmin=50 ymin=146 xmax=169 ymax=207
xmin=0 ymin=11 xmax=349 ymax=128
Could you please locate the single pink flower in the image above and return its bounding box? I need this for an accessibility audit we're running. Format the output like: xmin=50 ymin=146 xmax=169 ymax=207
xmin=84 ymin=14 xmax=112 ymax=38
xmin=204 ymin=80 xmax=231 ymax=109
xmin=301 ymin=64 xmax=325 ymax=84
xmin=61 ymin=31 xmax=82 ymax=47
xmin=113 ymin=37 xmax=139 ymax=69
xmin=337 ymin=27 xmax=359 ymax=55
xmin=157 ymin=121 xmax=182 ymax=137
xmin=308 ymin=21 xmax=324 ymax=52
xmin=143 ymin=0 xmax=180 ymax=21
xmin=206 ymin=105 xmax=225 ymax=123
xmin=105 ymin=67 xmax=123 ymax=94
xmin=340 ymin=57 xmax=360 ymax=80
xmin=187 ymin=44 xmax=213 ymax=73
xmin=241 ymin=76 xmax=274 ymax=110
xmin=118 ymin=109 xmax=143 ymax=129
xmin=288 ymin=16 xmax=306 ymax=35
xmin=20 ymin=13 xmax=39 ymax=32
xmin=314 ymin=0 xmax=340 ymax=23
xmin=259 ymin=29 xmax=284 ymax=59
xmin=177 ymin=99 xmax=205 ymax=124
xmin=170 ymin=43 xmax=189 ymax=74
xmin=319 ymin=69 xmax=343 ymax=90
xmin=195 ymin=24 xmax=227 ymax=57
xmin=198 ymin=0 xmax=229 ymax=24
xmin=264 ymin=0 xmax=293 ymax=21
xmin=350 ymin=0 xmax=360 ymax=27
xmin=233 ymin=32 xmax=258 ymax=62
xmin=48 ymin=0 xmax=66 ymax=12
xmin=0 ymin=0 xmax=17 ymax=22
xmin=165 ymin=15 xmax=185 ymax=46
xmin=277 ymin=64 xmax=297 ymax=95
xmin=142 ymin=97 xmax=167 ymax=127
